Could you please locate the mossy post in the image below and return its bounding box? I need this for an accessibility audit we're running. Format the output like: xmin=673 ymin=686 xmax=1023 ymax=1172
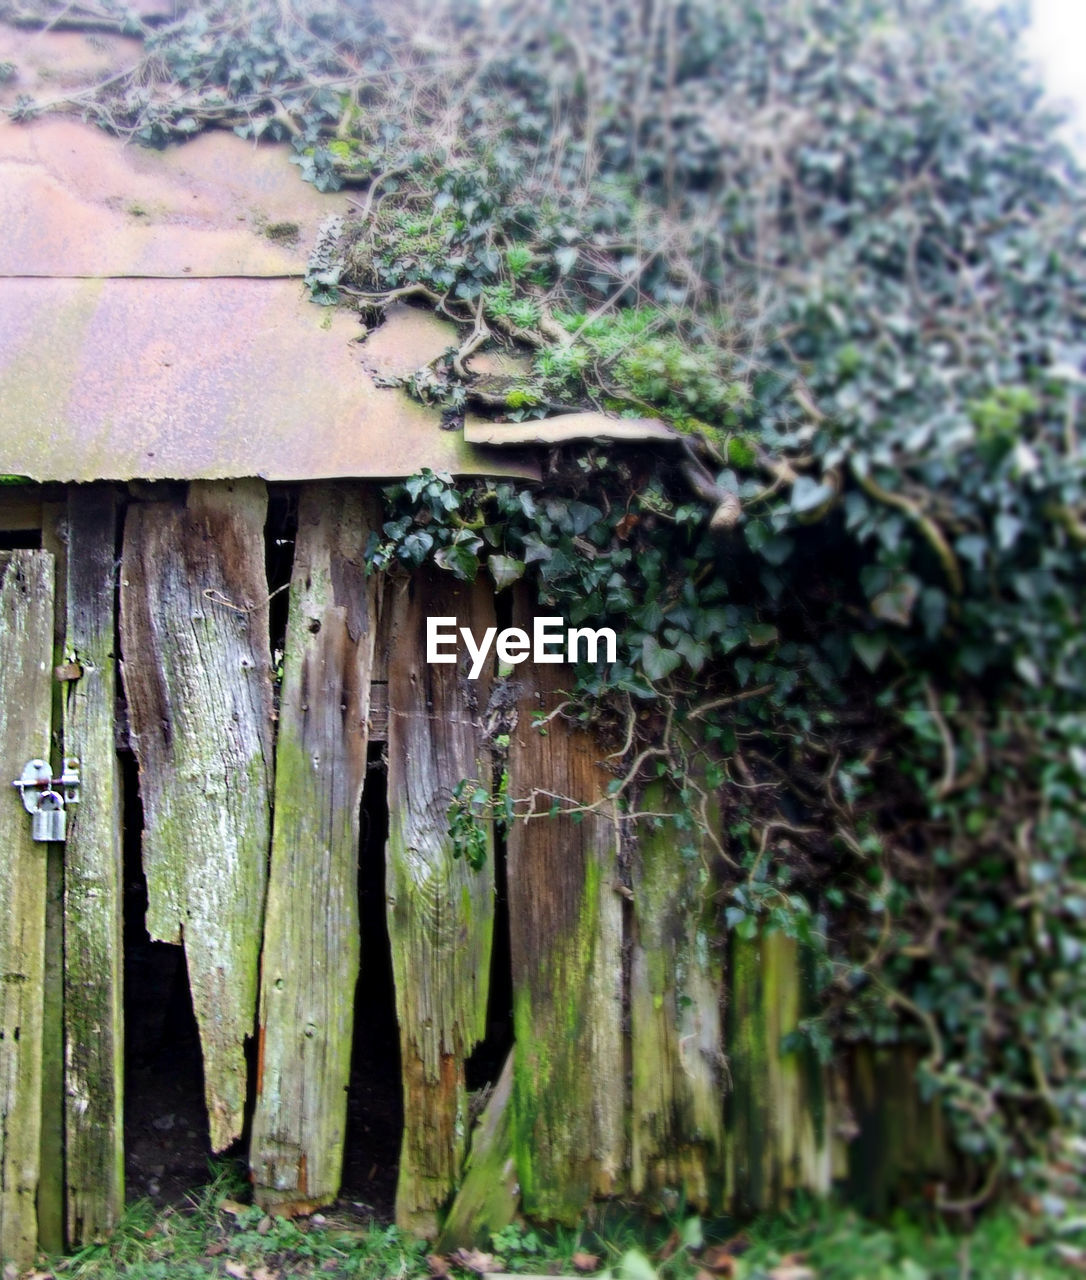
xmin=629 ymin=776 xmax=726 ymax=1210
xmin=437 ymin=1052 xmax=518 ymax=1251
xmin=62 ymin=485 xmax=125 ymax=1244
xmin=505 ymin=591 xmax=624 ymax=1224
xmin=251 ymin=483 xmax=380 ymax=1211
xmin=119 ymin=480 xmax=275 ymax=1151
xmin=726 ymin=928 xmax=832 ymax=1212
xmin=385 ymin=567 xmax=496 ymax=1236
xmin=0 ymin=550 xmax=55 ymax=1269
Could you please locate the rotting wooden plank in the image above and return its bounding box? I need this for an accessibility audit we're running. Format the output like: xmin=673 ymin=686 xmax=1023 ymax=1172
xmin=251 ymin=483 xmax=380 ymax=1211
xmin=845 ymin=1043 xmax=948 ymax=1215
xmin=630 ymin=777 xmax=726 ymax=1212
xmin=62 ymin=485 xmax=125 ymax=1245
xmin=0 ymin=550 xmax=55 ymax=1269
xmin=385 ymin=568 xmax=496 ymax=1236
xmin=119 ymin=479 xmax=274 ymax=1152
xmin=436 ymin=1053 xmax=518 ymax=1252
xmin=505 ymin=592 xmax=624 ymax=1225
xmin=725 ymin=930 xmax=831 ymax=1213
xmin=37 ymin=501 xmax=67 ymax=1256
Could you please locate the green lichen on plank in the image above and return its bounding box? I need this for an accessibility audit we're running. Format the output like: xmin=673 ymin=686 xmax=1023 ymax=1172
xmin=510 ymin=821 xmax=623 ymax=1222
xmin=506 ymin=632 xmax=624 ymax=1226
xmin=119 ymin=480 xmax=274 ymax=1153
xmin=251 ymin=741 xmax=359 ymax=1205
xmin=437 ymin=1053 xmax=518 ymax=1251
xmin=386 ymin=571 xmax=496 ymax=1236
xmin=251 ymin=483 xmax=377 ymax=1211
xmin=725 ymin=930 xmax=832 ymax=1213
xmin=0 ymin=550 xmax=55 ymax=1269
xmin=629 ymin=778 xmax=725 ymax=1211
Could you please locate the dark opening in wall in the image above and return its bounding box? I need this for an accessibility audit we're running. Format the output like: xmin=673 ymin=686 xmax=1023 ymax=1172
xmin=467 ymin=587 xmax=516 ymax=1093
xmin=466 ymin=820 xmax=514 ymax=1093
xmin=120 ymin=749 xmax=215 ymax=1205
xmin=264 ymin=484 xmax=298 ymax=666
xmin=0 ymin=529 xmax=40 ymax=550
xmin=341 ymin=743 xmax=403 ymax=1218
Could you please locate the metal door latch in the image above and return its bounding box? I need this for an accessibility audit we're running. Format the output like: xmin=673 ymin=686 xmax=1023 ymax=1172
xmin=12 ymin=757 xmax=80 ymax=843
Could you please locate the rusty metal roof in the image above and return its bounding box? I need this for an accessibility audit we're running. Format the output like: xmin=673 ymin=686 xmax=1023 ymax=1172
xmin=0 ymin=21 xmax=538 ymax=482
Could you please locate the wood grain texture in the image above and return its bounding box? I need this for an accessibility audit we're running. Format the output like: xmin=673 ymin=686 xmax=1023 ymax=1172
xmin=725 ymin=930 xmax=832 ymax=1212
xmin=37 ymin=502 xmax=67 ymax=1256
xmin=505 ymin=591 xmax=624 ymax=1225
xmin=629 ymin=777 xmax=725 ymax=1211
xmin=251 ymin=483 xmax=379 ymax=1209
xmin=119 ymin=480 xmax=274 ymax=1151
xmin=62 ymin=485 xmax=125 ymax=1245
xmin=437 ymin=1052 xmax=518 ymax=1251
xmin=0 ymin=550 xmax=55 ymax=1268
xmin=385 ymin=568 xmax=495 ymax=1236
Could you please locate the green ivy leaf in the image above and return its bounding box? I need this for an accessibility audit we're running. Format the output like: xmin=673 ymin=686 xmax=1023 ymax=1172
xmin=851 ymin=631 xmax=888 ymax=673
xmin=488 ymin=554 xmax=526 ymax=591
xmin=641 ymin=636 xmax=682 ymax=682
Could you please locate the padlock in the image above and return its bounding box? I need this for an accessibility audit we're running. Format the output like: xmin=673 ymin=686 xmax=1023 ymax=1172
xmin=31 ymin=790 xmax=66 ymax=843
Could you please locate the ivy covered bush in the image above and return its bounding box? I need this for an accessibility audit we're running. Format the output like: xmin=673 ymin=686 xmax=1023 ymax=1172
xmin=13 ymin=0 xmax=1085 ymax=1224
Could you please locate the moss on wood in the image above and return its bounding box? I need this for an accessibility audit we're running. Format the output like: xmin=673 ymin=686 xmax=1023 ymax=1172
xmin=725 ymin=929 xmax=832 ymax=1213
xmin=119 ymin=479 xmax=274 ymax=1152
xmin=629 ymin=777 xmax=725 ymax=1212
xmin=505 ymin=591 xmax=624 ymax=1225
xmin=385 ymin=569 xmax=496 ymax=1236
xmin=437 ymin=1053 xmax=518 ymax=1251
xmin=251 ymin=483 xmax=380 ymax=1210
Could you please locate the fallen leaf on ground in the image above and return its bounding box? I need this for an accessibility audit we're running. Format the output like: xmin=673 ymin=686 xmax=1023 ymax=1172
xmin=701 ymin=1243 xmax=744 ymax=1272
xmin=767 ymin=1265 xmax=816 ymax=1280
xmin=218 ymin=1198 xmax=248 ymax=1216
xmin=252 ymin=1267 xmax=280 ymax=1280
xmin=427 ymin=1254 xmax=451 ymax=1278
xmin=270 ymin=1199 xmax=321 ymax=1219
xmin=451 ymin=1248 xmax=503 ymax=1274
xmin=697 ymin=1263 xmax=735 ymax=1280
xmin=205 ymin=1242 xmax=226 ymax=1256
xmin=224 ymin=1263 xmax=250 ymax=1280
xmin=573 ymin=1251 xmax=601 ymax=1272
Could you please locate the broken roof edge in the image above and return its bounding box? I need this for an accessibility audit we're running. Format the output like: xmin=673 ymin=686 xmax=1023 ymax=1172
xmin=463 ymin=413 xmax=680 ymax=447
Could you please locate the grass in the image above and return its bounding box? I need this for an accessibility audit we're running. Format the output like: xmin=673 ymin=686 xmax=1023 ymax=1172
xmin=18 ymin=1169 xmax=1073 ymax=1280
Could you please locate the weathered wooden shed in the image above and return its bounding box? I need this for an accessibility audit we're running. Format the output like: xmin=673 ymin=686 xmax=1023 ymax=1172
xmin=0 ymin=19 xmax=946 ymax=1271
